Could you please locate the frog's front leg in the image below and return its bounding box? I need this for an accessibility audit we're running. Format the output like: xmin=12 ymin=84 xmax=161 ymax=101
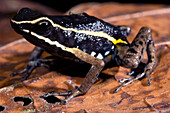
xmin=114 ymin=27 xmax=158 ymax=93
xmin=42 ymin=49 xmax=105 ymax=105
xmin=11 ymin=46 xmax=52 ymax=81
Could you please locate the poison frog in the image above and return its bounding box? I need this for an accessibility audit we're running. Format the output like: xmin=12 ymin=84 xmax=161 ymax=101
xmin=10 ymin=8 xmax=158 ymax=104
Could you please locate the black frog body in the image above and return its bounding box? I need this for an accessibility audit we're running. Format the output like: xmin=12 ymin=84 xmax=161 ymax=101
xmin=11 ymin=8 xmax=129 ymax=60
xmin=10 ymin=8 xmax=158 ymax=105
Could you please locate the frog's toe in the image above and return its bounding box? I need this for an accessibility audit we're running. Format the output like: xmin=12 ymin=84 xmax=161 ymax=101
xmin=10 ymin=72 xmax=18 ymax=77
xmin=10 ymin=68 xmax=27 ymax=77
xmin=119 ymin=76 xmax=134 ymax=83
xmin=127 ymin=71 xmax=135 ymax=76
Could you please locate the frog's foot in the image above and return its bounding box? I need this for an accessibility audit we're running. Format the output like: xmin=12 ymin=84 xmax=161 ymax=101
xmin=113 ymin=72 xmax=145 ymax=93
xmin=119 ymin=61 xmax=145 ymax=82
xmin=41 ymin=88 xmax=82 ymax=105
xmin=119 ymin=76 xmax=135 ymax=83
xmin=41 ymin=80 xmax=82 ymax=105
xmin=114 ymin=62 xmax=149 ymax=93
xmin=11 ymin=58 xmax=52 ymax=81
xmin=114 ymin=61 xmax=156 ymax=93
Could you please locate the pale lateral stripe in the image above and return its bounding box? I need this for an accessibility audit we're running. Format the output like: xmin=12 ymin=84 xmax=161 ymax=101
xmin=30 ymin=31 xmax=105 ymax=59
xmin=23 ymin=29 xmax=29 ymax=33
xmin=11 ymin=17 xmax=127 ymax=45
xmin=31 ymin=31 xmax=69 ymax=52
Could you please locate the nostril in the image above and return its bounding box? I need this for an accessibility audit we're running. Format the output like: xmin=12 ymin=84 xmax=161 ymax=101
xmin=19 ymin=25 xmax=23 ymax=29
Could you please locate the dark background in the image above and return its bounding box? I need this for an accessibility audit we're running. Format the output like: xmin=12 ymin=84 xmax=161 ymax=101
xmin=31 ymin=0 xmax=170 ymax=12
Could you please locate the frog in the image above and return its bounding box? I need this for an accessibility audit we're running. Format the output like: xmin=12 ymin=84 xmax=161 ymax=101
xmin=10 ymin=8 xmax=158 ymax=104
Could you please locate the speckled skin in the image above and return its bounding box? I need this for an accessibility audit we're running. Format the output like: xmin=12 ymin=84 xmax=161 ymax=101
xmin=10 ymin=8 xmax=158 ymax=104
xmin=11 ymin=8 xmax=129 ymax=59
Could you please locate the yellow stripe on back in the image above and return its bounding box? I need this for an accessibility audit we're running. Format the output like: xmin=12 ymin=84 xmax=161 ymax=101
xmin=11 ymin=17 xmax=127 ymax=45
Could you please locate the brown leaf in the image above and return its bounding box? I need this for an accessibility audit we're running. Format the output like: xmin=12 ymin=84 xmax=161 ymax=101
xmin=0 ymin=2 xmax=169 ymax=113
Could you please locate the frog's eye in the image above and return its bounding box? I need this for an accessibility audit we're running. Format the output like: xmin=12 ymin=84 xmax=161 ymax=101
xmin=34 ymin=20 xmax=53 ymax=35
xmin=38 ymin=21 xmax=50 ymax=27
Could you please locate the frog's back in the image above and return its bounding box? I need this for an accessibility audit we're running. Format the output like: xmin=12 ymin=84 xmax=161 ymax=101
xmin=51 ymin=13 xmax=120 ymax=38
xmin=46 ymin=13 xmax=130 ymax=59
xmin=47 ymin=14 xmax=123 ymax=59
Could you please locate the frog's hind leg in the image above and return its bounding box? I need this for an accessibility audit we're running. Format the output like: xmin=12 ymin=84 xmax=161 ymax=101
xmin=114 ymin=27 xmax=158 ymax=93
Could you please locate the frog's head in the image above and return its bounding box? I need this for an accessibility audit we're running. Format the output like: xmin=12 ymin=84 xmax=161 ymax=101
xmin=11 ymin=8 xmax=54 ymax=46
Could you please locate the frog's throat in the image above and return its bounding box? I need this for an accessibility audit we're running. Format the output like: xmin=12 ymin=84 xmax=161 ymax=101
xmin=11 ymin=17 xmax=127 ymax=45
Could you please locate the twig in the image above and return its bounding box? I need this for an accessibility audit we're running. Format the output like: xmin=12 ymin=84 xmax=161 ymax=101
xmin=144 ymin=97 xmax=157 ymax=111
xmin=0 ymin=38 xmax=26 ymax=51
xmin=155 ymin=41 xmax=170 ymax=47
xmin=103 ymin=7 xmax=170 ymax=22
